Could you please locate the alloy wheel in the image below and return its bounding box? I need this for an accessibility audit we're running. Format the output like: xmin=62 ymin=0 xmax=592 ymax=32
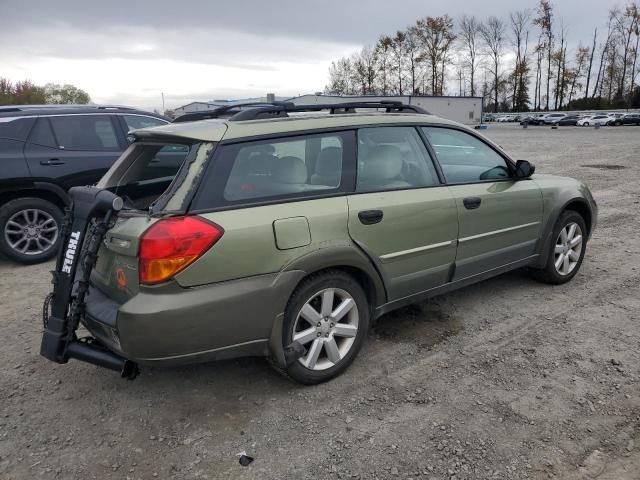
xmin=292 ymin=287 xmax=359 ymax=371
xmin=4 ymin=208 xmax=59 ymax=256
xmin=554 ymin=222 xmax=583 ymax=276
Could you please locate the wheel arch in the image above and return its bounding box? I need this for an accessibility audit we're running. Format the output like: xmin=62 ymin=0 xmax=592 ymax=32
xmin=0 ymin=182 xmax=69 ymax=212
xmin=268 ymin=244 xmax=387 ymax=367
xmin=534 ymin=196 xmax=594 ymax=269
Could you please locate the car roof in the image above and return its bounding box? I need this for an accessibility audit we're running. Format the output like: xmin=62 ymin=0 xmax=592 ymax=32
xmin=132 ymin=112 xmax=461 ymax=143
xmin=0 ymin=105 xmax=167 ymax=120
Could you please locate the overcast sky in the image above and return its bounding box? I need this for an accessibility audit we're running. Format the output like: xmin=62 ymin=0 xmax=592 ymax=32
xmin=1 ymin=0 xmax=615 ymax=111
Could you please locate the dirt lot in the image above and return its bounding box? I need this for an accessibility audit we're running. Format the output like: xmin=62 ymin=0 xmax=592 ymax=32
xmin=1 ymin=124 xmax=639 ymax=480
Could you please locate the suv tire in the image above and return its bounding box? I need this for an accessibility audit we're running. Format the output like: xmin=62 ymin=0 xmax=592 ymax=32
xmin=0 ymin=197 xmax=63 ymax=264
xmin=279 ymin=271 xmax=369 ymax=384
xmin=530 ymin=210 xmax=587 ymax=285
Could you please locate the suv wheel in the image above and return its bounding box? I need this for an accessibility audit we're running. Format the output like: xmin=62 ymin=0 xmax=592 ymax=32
xmin=530 ymin=210 xmax=587 ymax=285
xmin=0 ymin=197 xmax=63 ymax=264
xmin=280 ymin=271 xmax=369 ymax=384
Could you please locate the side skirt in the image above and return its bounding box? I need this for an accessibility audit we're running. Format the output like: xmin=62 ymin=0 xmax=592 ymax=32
xmin=374 ymin=255 xmax=539 ymax=319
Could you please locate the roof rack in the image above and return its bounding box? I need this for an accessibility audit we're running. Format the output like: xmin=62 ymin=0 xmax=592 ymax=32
xmin=0 ymin=104 xmax=136 ymax=112
xmin=172 ymin=102 xmax=292 ymax=123
xmin=172 ymin=101 xmax=429 ymax=123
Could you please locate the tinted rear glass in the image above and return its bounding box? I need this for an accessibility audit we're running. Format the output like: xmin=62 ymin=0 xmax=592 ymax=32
xmin=0 ymin=117 xmax=35 ymax=141
xmin=28 ymin=118 xmax=57 ymax=148
xmin=49 ymin=115 xmax=120 ymax=151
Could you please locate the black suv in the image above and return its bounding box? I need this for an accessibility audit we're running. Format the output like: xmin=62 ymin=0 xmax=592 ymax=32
xmin=0 ymin=105 xmax=167 ymax=263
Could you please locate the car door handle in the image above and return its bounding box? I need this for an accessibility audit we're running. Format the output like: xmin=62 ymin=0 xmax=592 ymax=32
xmin=40 ymin=159 xmax=65 ymax=166
xmin=463 ymin=197 xmax=482 ymax=210
xmin=358 ymin=210 xmax=384 ymax=225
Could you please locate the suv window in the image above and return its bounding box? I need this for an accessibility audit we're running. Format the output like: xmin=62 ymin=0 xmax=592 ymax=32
xmin=222 ymin=132 xmax=346 ymax=202
xmin=422 ymin=127 xmax=511 ymax=183
xmin=49 ymin=115 xmax=119 ymax=151
xmin=123 ymin=115 xmax=167 ymax=132
xmin=29 ymin=118 xmax=57 ymax=148
xmin=0 ymin=117 xmax=35 ymax=141
xmin=356 ymin=127 xmax=439 ymax=192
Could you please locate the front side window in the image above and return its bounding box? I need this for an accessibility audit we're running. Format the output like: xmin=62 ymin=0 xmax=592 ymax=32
xmin=221 ymin=132 xmax=347 ymax=202
xmin=49 ymin=115 xmax=119 ymax=151
xmin=123 ymin=115 xmax=167 ymax=132
xmin=356 ymin=127 xmax=439 ymax=192
xmin=422 ymin=127 xmax=511 ymax=183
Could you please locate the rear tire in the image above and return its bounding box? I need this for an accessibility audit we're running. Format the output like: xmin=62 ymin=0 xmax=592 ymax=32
xmin=530 ymin=210 xmax=587 ymax=285
xmin=0 ymin=197 xmax=63 ymax=264
xmin=278 ymin=270 xmax=369 ymax=385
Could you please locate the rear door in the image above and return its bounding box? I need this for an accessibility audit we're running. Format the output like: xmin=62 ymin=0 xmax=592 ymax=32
xmin=422 ymin=126 xmax=543 ymax=281
xmin=24 ymin=114 xmax=124 ymax=188
xmin=346 ymin=126 xmax=458 ymax=300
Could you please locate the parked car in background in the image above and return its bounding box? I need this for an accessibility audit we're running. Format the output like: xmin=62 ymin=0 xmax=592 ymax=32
xmin=0 ymin=105 xmax=168 ymax=263
xmin=520 ymin=114 xmax=546 ymax=125
xmin=552 ymin=115 xmax=581 ymax=126
xmin=542 ymin=113 xmax=567 ymax=125
xmin=606 ymin=113 xmax=624 ymax=126
xmin=577 ymin=114 xmax=613 ymax=126
xmin=39 ymin=101 xmax=597 ymax=384
xmin=622 ymin=113 xmax=640 ymax=125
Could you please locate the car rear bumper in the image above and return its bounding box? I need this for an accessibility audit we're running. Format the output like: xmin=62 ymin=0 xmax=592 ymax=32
xmin=83 ymin=270 xmax=304 ymax=366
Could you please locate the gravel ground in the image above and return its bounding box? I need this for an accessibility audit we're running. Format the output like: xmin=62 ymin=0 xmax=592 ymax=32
xmin=1 ymin=124 xmax=639 ymax=480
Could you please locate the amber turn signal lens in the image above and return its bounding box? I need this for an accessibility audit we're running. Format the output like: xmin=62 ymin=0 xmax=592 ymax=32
xmin=139 ymin=216 xmax=223 ymax=285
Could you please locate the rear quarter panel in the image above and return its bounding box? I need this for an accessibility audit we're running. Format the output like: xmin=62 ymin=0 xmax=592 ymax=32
xmin=175 ymin=197 xmax=350 ymax=286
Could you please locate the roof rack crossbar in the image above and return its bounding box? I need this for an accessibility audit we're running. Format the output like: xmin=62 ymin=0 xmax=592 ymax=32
xmin=172 ymin=102 xmax=295 ymax=123
xmin=228 ymin=101 xmax=430 ymax=121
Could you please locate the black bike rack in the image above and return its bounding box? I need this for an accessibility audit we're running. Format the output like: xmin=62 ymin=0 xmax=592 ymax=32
xmin=40 ymin=186 xmax=139 ymax=379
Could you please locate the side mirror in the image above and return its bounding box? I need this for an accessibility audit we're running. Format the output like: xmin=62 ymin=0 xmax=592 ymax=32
xmin=514 ymin=160 xmax=535 ymax=179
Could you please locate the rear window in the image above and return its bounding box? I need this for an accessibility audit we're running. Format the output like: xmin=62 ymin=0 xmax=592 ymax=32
xmin=49 ymin=115 xmax=120 ymax=151
xmin=192 ymin=131 xmax=355 ymax=209
xmin=99 ymin=141 xmax=211 ymax=212
xmin=0 ymin=117 xmax=35 ymax=141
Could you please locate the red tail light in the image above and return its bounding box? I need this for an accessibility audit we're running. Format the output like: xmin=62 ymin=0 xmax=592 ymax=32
xmin=139 ymin=216 xmax=223 ymax=285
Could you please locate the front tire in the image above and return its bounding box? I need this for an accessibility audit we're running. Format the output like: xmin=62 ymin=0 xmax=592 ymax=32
xmin=279 ymin=271 xmax=369 ymax=385
xmin=0 ymin=197 xmax=63 ymax=264
xmin=530 ymin=210 xmax=587 ymax=285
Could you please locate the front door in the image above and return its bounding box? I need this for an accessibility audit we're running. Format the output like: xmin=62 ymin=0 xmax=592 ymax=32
xmin=422 ymin=126 xmax=543 ymax=280
xmin=347 ymin=126 xmax=458 ymax=300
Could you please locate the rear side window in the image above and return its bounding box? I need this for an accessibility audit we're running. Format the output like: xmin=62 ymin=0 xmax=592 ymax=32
xmin=422 ymin=127 xmax=511 ymax=184
xmin=193 ymin=131 xmax=355 ymax=209
xmin=49 ymin=115 xmax=120 ymax=151
xmin=356 ymin=127 xmax=439 ymax=192
xmin=123 ymin=115 xmax=167 ymax=131
xmin=0 ymin=117 xmax=35 ymax=141
xmin=29 ymin=118 xmax=57 ymax=148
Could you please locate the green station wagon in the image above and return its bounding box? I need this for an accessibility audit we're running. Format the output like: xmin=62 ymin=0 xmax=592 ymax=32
xmin=41 ymin=101 xmax=597 ymax=384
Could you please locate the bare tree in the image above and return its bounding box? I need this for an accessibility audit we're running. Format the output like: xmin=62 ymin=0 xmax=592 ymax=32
xmin=416 ymin=15 xmax=456 ymax=95
xmin=481 ymin=16 xmax=507 ymax=112
xmin=534 ymin=0 xmax=553 ymax=110
xmin=584 ymin=28 xmax=598 ymax=98
xmin=510 ymin=10 xmax=531 ymax=110
xmin=568 ymin=45 xmax=590 ymax=104
xmin=375 ymin=35 xmax=394 ymax=95
xmin=458 ymin=15 xmax=482 ymax=96
xmin=390 ymin=31 xmax=408 ymax=94
xmin=611 ymin=3 xmax=640 ymax=97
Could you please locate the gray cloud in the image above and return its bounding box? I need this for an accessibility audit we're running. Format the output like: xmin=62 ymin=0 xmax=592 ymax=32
xmin=0 ymin=0 xmax=618 ymax=109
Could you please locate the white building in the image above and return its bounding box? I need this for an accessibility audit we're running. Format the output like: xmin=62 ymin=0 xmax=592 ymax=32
xmin=173 ymin=94 xmax=483 ymax=124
